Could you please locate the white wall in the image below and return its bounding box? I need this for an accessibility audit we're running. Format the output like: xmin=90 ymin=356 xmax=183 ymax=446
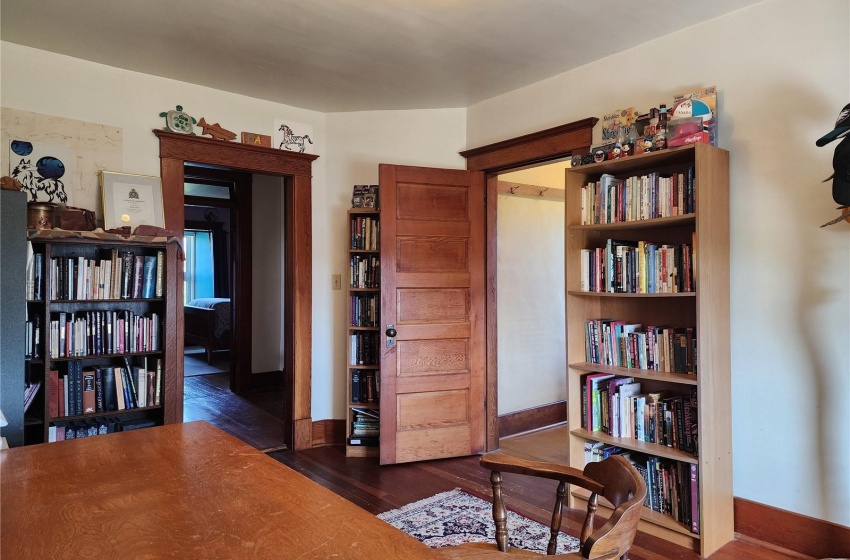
xmin=497 ymin=164 xmax=569 ymax=414
xmin=319 ymin=110 xmax=467 ymax=419
xmin=251 ymin=174 xmax=284 ymax=372
xmin=468 ymin=0 xmax=850 ymax=526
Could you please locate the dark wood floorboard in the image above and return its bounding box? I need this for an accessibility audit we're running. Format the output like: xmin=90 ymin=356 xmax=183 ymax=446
xmin=183 ymin=372 xmax=286 ymax=450
xmin=269 ymin=443 xmax=807 ymax=560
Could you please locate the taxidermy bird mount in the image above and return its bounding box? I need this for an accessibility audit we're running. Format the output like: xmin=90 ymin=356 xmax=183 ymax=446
xmin=197 ymin=118 xmax=237 ymax=141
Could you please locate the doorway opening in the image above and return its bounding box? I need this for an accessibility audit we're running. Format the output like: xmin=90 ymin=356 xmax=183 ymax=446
xmin=180 ymin=165 xmax=287 ymax=451
xmin=493 ymin=159 xmax=572 ymax=461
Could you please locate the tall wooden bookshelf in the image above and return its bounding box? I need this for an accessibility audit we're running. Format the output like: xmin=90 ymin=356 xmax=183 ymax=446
xmin=24 ymin=233 xmax=176 ymax=445
xmin=564 ymin=143 xmax=731 ymax=556
xmin=345 ymin=208 xmax=381 ymax=457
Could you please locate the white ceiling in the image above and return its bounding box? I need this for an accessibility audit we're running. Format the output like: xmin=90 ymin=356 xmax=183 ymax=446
xmin=0 ymin=0 xmax=761 ymax=113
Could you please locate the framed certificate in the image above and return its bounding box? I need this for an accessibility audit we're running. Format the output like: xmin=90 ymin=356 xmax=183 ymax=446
xmin=100 ymin=171 xmax=164 ymax=231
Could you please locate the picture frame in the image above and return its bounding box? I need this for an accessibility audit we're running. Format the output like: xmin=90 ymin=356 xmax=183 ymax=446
xmin=100 ymin=171 xmax=164 ymax=231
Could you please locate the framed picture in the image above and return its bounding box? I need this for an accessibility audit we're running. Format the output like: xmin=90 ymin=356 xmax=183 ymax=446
xmin=100 ymin=171 xmax=164 ymax=231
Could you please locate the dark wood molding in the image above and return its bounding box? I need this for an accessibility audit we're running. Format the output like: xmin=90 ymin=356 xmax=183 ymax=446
xmin=734 ymin=497 xmax=850 ymax=559
xmin=459 ymin=118 xmax=597 ymax=450
xmin=155 ymin=130 xmax=318 ymax=178
xmin=156 ymin=130 xmax=316 ymax=451
xmin=460 ymin=117 xmax=598 ymax=172
xmin=485 ymin=175 xmax=499 ymax=451
xmin=312 ymin=419 xmax=345 ymax=447
xmin=231 ymin=173 xmax=252 ymax=394
xmin=498 ymin=401 xmax=567 ymax=439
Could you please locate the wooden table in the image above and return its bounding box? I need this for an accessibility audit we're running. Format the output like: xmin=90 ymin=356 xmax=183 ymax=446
xmin=0 ymin=421 xmax=466 ymax=559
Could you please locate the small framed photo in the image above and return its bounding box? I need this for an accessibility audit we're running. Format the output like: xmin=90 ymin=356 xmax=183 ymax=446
xmin=100 ymin=171 xmax=164 ymax=231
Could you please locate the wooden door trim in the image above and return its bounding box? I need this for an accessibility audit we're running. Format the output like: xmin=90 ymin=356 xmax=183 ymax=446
xmin=156 ymin=130 xmax=318 ymax=451
xmin=459 ymin=117 xmax=597 ymax=451
xmin=460 ymin=118 xmax=597 ymax=173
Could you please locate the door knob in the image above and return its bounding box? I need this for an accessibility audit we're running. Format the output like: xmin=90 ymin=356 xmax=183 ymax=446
xmin=386 ymin=326 xmax=397 ymax=338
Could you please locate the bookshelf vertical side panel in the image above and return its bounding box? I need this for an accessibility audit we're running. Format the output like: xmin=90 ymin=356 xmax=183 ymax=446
xmin=163 ymin=243 xmax=183 ymax=424
xmin=694 ymin=144 xmax=733 ymax=556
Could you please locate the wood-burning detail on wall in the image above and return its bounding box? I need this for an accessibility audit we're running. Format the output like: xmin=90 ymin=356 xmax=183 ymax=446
xmin=9 ymin=140 xmax=71 ymax=204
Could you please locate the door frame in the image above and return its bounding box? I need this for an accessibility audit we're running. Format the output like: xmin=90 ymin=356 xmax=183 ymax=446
xmin=459 ymin=117 xmax=598 ymax=450
xmin=156 ymin=130 xmax=318 ymax=451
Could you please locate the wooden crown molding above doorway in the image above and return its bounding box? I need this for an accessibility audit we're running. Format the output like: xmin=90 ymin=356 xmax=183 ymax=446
xmin=155 ymin=130 xmax=318 ymax=451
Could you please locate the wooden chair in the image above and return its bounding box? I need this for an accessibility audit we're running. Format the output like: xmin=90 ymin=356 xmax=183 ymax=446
xmin=453 ymin=452 xmax=646 ymax=559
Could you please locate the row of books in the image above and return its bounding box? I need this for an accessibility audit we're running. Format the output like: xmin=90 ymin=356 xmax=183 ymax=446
xmin=25 ymin=251 xmax=44 ymax=300
xmin=349 ymin=255 xmax=380 ymax=289
xmin=580 ymin=239 xmax=694 ymax=294
xmin=24 ymin=380 xmax=41 ymax=413
xmin=351 ymin=369 xmax=380 ymax=404
xmin=47 ymin=417 xmax=156 ymax=442
xmin=350 ymin=294 xmax=380 ymax=328
xmin=585 ymin=319 xmax=696 ymax=375
xmin=38 ymin=250 xmax=165 ymax=301
xmin=49 ymin=358 xmax=162 ymax=418
xmin=580 ymin=168 xmax=694 ymax=225
xmin=581 ymin=374 xmax=698 ymax=455
xmin=48 ymin=310 xmax=161 ymax=358
xmin=24 ymin=317 xmax=42 ymax=358
xmin=349 ymin=332 xmax=378 ymax=366
xmin=350 ymin=216 xmax=380 ymax=251
xmin=589 ymin=448 xmax=700 ymax=534
xmin=348 ymin=407 xmax=379 ymax=447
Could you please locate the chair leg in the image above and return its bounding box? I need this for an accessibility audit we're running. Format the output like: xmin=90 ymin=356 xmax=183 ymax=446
xmin=490 ymin=470 xmax=509 ymax=552
xmin=547 ymin=481 xmax=566 ymax=555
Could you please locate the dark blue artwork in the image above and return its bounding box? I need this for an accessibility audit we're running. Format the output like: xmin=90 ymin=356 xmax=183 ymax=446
xmin=35 ymin=156 xmax=66 ymax=179
xmin=11 ymin=140 xmax=33 ymax=156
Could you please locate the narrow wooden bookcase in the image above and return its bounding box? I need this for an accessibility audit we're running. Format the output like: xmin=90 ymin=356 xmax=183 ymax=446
xmin=24 ymin=233 xmax=176 ymax=445
xmin=345 ymin=208 xmax=381 ymax=457
xmin=564 ymin=143 xmax=731 ymax=557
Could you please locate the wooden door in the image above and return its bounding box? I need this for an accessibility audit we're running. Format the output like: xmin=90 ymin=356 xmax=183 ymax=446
xmin=379 ymin=164 xmax=486 ymax=465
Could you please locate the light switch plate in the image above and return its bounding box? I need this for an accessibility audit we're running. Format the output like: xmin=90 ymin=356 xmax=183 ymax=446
xmin=332 ymin=274 xmax=342 ymax=290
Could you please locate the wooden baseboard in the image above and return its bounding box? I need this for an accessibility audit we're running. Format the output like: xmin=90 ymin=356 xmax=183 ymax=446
xmin=734 ymin=497 xmax=850 ymax=559
xmin=498 ymin=401 xmax=567 ymax=439
xmin=312 ymin=419 xmax=345 ymax=447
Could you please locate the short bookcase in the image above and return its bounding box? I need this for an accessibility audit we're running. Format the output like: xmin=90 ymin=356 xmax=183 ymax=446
xmin=24 ymin=233 xmax=176 ymax=445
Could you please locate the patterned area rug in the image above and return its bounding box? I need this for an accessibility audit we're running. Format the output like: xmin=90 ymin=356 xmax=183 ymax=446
xmin=377 ymin=488 xmax=580 ymax=554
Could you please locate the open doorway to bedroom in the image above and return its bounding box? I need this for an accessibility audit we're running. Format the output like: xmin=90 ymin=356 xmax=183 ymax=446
xmin=181 ymin=165 xmax=287 ymax=451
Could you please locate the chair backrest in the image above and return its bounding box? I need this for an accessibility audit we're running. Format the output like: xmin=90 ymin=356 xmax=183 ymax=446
xmin=478 ymin=452 xmax=647 ymax=559
xmin=579 ymin=455 xmax=647 ymax=559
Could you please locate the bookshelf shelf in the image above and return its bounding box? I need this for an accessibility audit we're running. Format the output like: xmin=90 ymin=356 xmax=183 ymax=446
xmin=24 ymin=235 xmax=174 ymax=445
xmin=565 ymin=143 xmax=731 ymax=556
xmin=570 ymin=428 xmax=697 ymax=464
xmin=49 ymin=351 xmax=163 ymax=362
xmin=568 ymin=214 xmax=694 ymax=231
xmin=346 ymin=207 xmax=381 ymax=457
xmin=569 ymin=362 xmax=698 ymax=386
xmin=567 ymin=291 xmax=695 ymax=298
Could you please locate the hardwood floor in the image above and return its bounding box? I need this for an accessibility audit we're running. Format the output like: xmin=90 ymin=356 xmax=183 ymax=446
xmin=270 ymin=427 xmax=808 ymax=560
xmin=183 ymin=372 xmax=287 ymax=450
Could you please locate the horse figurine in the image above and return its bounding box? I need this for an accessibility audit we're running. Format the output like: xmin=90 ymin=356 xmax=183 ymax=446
xmin=278 ymin=124 xmax=313 ymax=153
